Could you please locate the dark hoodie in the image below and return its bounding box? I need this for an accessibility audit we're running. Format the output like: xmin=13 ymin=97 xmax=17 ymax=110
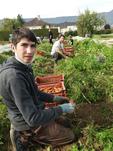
xmin=0 ymin=57 xmax=62 ymax=131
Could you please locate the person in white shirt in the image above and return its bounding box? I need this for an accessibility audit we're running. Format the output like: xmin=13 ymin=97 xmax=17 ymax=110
xmin=51 ymin=34 xmax=67 ymax=63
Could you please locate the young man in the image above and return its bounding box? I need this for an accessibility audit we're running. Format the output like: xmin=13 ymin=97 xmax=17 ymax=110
xmin=0 ymin=28 xmax=75 ymax=151
xmin=69 ymin=35 xmax=74 ymax=45
xmin=51 ymin=34 xmax=69 ymax=63
xmin=48 ymin=29 xmax=53 ymax=44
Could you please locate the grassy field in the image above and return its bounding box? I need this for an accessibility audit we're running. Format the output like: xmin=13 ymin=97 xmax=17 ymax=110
xmin=93 ymin=33 xmax=113 ymax=40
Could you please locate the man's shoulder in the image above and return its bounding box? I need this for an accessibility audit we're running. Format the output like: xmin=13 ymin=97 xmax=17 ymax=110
xmin=53 ymin=40 xmax=60 ymax=45
xmin=0 ymin=63 xmax=24 ymax=78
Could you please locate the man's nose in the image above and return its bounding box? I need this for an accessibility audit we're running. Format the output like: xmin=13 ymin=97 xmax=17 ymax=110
xmin=26 ymin=47 xmax=32 ymax=53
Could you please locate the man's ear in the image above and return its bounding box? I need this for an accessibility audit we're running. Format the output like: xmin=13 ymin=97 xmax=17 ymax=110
xmin=10 ymin=43 xmax=15 ymax=53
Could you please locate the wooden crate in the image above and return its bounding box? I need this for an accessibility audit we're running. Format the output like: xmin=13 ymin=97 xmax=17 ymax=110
xmin=36 ymin=50 xmax=45 ymax=56
xmin=38 ymin=82 xmax=66 ymax=94
xmin=36 ymin=75 xmax=67 ymax=108
xmin=64 ymin=47 xmax=74 ymax=52
xmin=35 ymin=75 xmax=64 ymax=85
xmin=44 ymin=91 xmax=67 ymax=108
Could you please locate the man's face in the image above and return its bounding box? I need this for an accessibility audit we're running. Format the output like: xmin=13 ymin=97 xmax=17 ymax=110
xmin=12 ymin=38 xmax=36 ymax=64
xmin=59 ymin=36 xmax=64 ymax=43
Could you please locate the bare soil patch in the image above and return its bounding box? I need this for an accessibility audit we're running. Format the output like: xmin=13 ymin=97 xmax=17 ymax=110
xmin=71 ymin=102 xmax=113 ymax=128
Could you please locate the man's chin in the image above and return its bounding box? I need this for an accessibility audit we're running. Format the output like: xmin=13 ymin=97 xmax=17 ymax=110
xmin=23 ymin=59 xmax=32 ymax=64
xmin=25 ymin=61 xmax=32 ymax=64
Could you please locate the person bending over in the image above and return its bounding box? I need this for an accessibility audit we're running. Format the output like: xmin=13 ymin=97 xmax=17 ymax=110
xmin=51 ymin=34 xmax=69 ymax=63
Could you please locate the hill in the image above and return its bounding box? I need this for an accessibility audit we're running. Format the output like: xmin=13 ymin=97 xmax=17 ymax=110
xmin=100 ymin=9 xmax=113 ymax=25
xmin=0 ymin=9 xmax=113 ymax=26
xmin=43 ymin=16 xmax=78 ymax=24
xmin=42 ymin=9 xmax=113 ymax=25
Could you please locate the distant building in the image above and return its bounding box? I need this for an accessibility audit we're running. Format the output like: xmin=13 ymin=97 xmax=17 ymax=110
xmin=48 ymin=22 xmax=77 ymax=34
xmin=56 ymin=22 xmax=77 ymax=34
xmin=111 ymin=24 xmax=113 ymax=28
xmin=24 ymin=16 xmax=50 ymax=29
xmin=24 ymin=16 xmax=77 ymax=34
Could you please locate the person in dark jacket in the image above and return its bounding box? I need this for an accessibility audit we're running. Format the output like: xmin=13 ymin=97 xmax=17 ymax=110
xmin=69 ymin=35 xmax=74 ymax=45
xmin=0 ymin=27 xmax=75 ymax=151
xmin=48 ymin=29 xmax=53 ymax=44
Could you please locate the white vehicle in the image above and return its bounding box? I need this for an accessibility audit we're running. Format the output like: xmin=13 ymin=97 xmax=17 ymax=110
xmin=36 ymin=37 xmax=42 ymax=44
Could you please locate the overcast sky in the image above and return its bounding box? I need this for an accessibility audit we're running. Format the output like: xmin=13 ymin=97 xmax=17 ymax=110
xmin=0 ymin=0 xmax=113 ymax=19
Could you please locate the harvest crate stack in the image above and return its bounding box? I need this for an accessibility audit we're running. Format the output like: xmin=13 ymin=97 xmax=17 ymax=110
xmin=35 ymin=75 xmax=67 ymax=108
xmin=35 ymin=74 xmax=64 ymax=85
xmin=64 ymin=47 xmax=74 ymax=56
xmin=36 ymin=50 xmax=45 ymax=56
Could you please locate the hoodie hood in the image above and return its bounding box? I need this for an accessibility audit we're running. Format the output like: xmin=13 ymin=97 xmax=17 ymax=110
xmin=0 ymin=56 xmax=33 ymax=74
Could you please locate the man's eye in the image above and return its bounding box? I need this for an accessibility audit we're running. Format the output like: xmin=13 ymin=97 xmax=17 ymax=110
xmin=21 ymin=43 xmax=36 ymax=48
xmin=22 ymin=43 xmax=28 ymax=47
xmin=31 ymin=44 xmax=36 ymax=48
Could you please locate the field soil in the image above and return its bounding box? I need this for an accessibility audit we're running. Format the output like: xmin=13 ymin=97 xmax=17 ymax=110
xmin=72 ymin=101 xmax=113 ymax=128
xmin=10 ymin=102 xmax=113 ymax=151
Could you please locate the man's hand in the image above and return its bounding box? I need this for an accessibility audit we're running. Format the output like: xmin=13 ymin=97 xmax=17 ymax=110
xmin=59 ymin=103 xmax=75 ymax=113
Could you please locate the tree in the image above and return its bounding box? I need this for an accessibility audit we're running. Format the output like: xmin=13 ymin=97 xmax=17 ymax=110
xmin=0 ymin=15 xmax=24 ymax=32
xmin=104 ymin=24 xmax=111 ymax=29
xmin=76 ymin=9 xmax=105 ymax=37
xmin=16 ymin=14 xmax=24 ymax=27
xmin=0 ymin=18 xmax=17 ymax=31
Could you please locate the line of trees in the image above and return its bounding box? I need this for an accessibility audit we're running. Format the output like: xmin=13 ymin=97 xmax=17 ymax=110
xmin=0 ymin=9 xmax=111 ymax=39
xmin=0 ymin=14 xmax=24 ymax=32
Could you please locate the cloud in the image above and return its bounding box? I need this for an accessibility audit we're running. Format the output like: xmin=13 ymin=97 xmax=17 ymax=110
xmin=0 ymin=0 xmax=113 ymax=19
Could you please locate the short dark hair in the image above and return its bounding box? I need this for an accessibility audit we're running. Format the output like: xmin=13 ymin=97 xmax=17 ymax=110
xmin=58 ymin=33 xmax=65 ymax=39
xmin=12 ymin=27 xmax=38 ymax=45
